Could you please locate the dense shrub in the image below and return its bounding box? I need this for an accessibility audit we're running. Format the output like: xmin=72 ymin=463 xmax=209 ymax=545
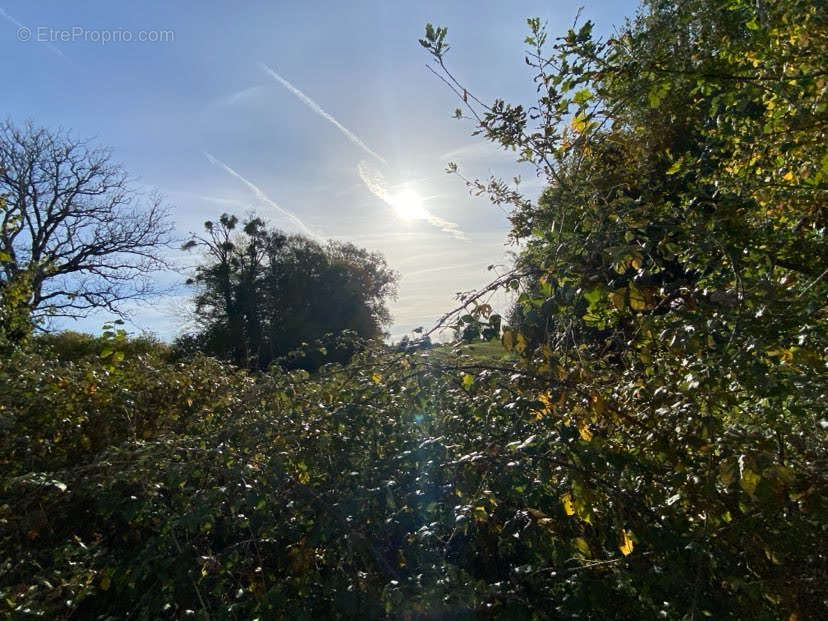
xmin=2 ymin=0 xmax=826 ymax=618
xmin=0 ymin=350 xmax=249 ymax=478
xmin=2 ymin=341 xmax=825 ymax=618
xmin=31 ymin=331 xmax=169 ymax=364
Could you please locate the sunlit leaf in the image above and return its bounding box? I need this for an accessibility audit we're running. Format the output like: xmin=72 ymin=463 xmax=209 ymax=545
xmin=561 ymin=492 xmax=576 ymax=516
xmin=619 ymin=529 xmax=634 ymax=556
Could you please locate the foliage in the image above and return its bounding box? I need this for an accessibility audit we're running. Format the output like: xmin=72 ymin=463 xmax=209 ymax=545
xmin=1 ymin=1 xmax=826 ymax=619
xmin=179 ymin=213 xmax=398 ymax=370
xmin=419 ymin=0 xmax=827 ymax=616
xmin=31 ymin=329 xmax=168 ymax=363
xmin=0 ymin=195 xmax=35 ymax=351
xmin=0 ymin=120 xmax=172 ymax=326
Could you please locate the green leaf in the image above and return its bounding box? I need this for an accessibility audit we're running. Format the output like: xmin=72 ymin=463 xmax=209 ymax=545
xmin=740 ymin=468 xmax=761 ymax=497
xmin=666 ymin=159 xmax=683 ymax=175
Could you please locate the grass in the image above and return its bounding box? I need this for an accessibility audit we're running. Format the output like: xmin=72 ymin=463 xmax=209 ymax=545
xmin=421 ymin=339 xmax=514 ymax=365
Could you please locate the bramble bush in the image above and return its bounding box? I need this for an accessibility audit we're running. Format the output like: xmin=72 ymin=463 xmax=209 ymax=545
xmin=2 ymin=0 xmax=826 ymax=618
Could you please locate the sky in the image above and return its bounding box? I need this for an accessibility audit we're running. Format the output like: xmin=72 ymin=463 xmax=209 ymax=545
xmin=2 ymin=0 xmax=636 ymax=341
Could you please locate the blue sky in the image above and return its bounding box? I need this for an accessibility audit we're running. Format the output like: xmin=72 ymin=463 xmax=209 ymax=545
xmin=2 ymin=0 xmax=636 ymax=340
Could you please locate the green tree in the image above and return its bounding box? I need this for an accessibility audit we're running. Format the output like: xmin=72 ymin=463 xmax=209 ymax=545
xmin=181 ymin=213 xmax=398 ymax=369
xmin=422 ymin=0 xmax=827 ymax=616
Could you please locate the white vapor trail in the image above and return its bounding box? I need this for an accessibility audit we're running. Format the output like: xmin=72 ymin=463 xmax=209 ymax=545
xmin=256 ymin=62 xmax=465 ymax=241
xmin=204 ymin=152 xmax=316 ymax=238
xmin=259 ymin=62 xmax=387 ymax=166
xmin=0 ymin=7 xmax=65 ymax=58
xmin=358 ymin=161 xmax=466 ymax=240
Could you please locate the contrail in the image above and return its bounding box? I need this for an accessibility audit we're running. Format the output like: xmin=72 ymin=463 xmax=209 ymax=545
xmin=259 ymin=62 xmax=387 ymax=166
xmin=358 ymin=161 xmax=465 ymax=240
xmin=205 ymin=152 xmax=316 ymax=238
xmin=0 ymin=7 xmax=65 ymax=58
xmin=212 ymin=85 xmax=265 ymax=108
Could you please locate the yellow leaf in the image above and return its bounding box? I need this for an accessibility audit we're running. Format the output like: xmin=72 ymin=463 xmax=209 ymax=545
xmin=578 ymin=421 xmax=593 ymax=442
xmin=619 ymin=529 xmax=634 ymax=556
xmin=783 ymin=171 xmax=794 ymax=182
xmin=609 ymin=288 xmax=626 ymax=310
xmin=561 ymin=492 xmax=575 ymax=516
xmin=533 ymin=392 xmax=557 ymax=419
xmin=574 ymin=536 xmax=591 ymax=556
xmin=371 ymin=372 xmax=382 ymax=384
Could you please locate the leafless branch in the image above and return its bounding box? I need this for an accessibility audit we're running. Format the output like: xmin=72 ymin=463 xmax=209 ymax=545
xmin=0 ymin=120 xmax=174 ymax=321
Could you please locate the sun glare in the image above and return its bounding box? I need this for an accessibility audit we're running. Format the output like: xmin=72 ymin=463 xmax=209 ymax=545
xmin=389 ymin=187 xmax=427 ymax=221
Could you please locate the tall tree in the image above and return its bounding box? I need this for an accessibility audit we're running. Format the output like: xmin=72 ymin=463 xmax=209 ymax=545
xmin=182 ymin=213 xmax=398 ymax=369
xmin=0 ymin=121 xmax=173 ymax=327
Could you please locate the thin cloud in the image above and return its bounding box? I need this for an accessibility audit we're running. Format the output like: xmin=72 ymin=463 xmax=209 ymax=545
xmin=195 ymin=195 xmax=248 ymax=207
xmin=405 ymin=262 xmax=485 ymax=278
xmin=211 ymin=85 xmax=265 ymax=108
xmin=204 ymin=152 xmax=317 ymax=238
xmin=439 ymin=141 xmax=514 ymax=163
xmin=167 ymin=190 xmax=249 ymax=207
xmin=358 ymin=161 xmax=466 ymax=240
xmin=259 ymin=61 xmax=387 ymax=165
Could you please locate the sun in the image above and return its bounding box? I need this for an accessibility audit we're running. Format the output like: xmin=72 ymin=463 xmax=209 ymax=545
xmin=389 ymin=187 xmax=427 ymax=221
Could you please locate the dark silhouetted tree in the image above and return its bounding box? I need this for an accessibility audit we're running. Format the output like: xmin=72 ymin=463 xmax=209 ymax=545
xmin=0 ymin=121 xmax=172 ymax=329
xmin=181 ymin=213 xmax=397 ymax=369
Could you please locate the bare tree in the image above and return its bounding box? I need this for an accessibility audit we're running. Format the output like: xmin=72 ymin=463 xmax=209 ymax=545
xmin=0 ymin=120 xmax=173 ymax=323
